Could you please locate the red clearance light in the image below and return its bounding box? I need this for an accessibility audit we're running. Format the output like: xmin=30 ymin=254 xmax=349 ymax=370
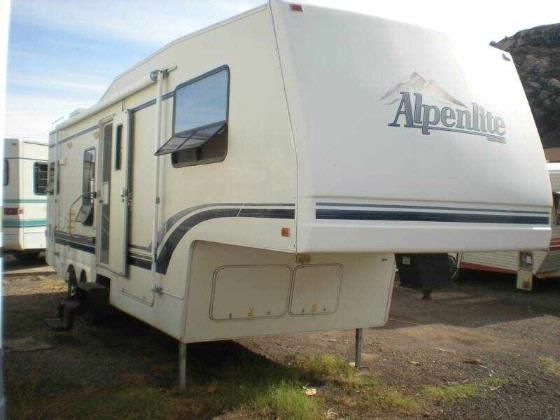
xmin=289 ymin=3 xmax=303 ymax=12
xmin=4 ymin=207 xmax=23 ymax=215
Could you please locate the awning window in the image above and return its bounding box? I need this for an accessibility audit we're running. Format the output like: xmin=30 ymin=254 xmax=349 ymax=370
xmin=155 ymin=120 xmax=226 ymax=156
xmin=156 ymin=66 xmax=229 ymax=156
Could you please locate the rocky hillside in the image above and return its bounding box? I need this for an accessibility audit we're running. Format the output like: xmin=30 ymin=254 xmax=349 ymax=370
xmin=493 ymin=24 xmax=560 ymax=148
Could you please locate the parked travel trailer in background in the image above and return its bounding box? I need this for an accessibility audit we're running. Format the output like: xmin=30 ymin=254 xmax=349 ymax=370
xmin=459 ymin=162 xmax=560 ymax=291
xmin=45 ymin=0 xmax=551 ymax=386
xmin=2 ymin=138 xmax=48 ymax=260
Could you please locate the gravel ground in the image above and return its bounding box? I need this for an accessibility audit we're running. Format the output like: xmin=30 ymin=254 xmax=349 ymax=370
xmin=3 ymin=262 xmax=560 ymax=419
xmin=243 ymin=272 xmax=560 ymax=419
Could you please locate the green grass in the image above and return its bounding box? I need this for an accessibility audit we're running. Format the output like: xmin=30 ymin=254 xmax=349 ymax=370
xmin=7 ymin=370 xmax=40 ymax=420
xmin=7 ymin=375 xmax=170 ymax=420
xmin=359 ymin=377 xmax=422 ymax=413
xmin=422 ymin=377 xmax=508 ymax=404
xmin=539 ymin=356 xmax=560 ymax=377
xmin=252 ymin=382 xmax=321 ymax=420
xmin=58 ymin=387 xmax=169 ymax=420
xmin=295 ymin=353 xmax=356 ymax=382
xmin=423 ymin=383 xmax=483 ymax=403
xmin=6 ymin=344 xmax=510 ymax=420
xmin=6 ymin=343 xmax=319 ymax=420
xmin=295 ymin=353 xmax=421 ymax=415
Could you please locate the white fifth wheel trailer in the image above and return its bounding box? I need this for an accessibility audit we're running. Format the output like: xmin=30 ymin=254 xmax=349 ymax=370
xmin=3 ymin=138 xmax=48 ymax=259
xmin=460 ymin=162 xmax=560 ymax=291
xmin=45 ymin=1 xmax=551 ymax=387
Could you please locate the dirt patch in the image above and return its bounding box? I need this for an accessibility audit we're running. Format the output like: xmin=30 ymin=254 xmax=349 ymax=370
xmin=4 ymin=272 xmax=560 ymax=419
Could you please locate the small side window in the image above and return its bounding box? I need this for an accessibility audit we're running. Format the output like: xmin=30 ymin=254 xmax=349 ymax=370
xmin=76 ymin=148 xmax=96 ymax=225
xmin=33 ymin=162 xmax=48 ymax=195
xmin=115 ymin=124 xmax=122 ymax=171
xmin=3 ymin=159 xmax=8 ymax=186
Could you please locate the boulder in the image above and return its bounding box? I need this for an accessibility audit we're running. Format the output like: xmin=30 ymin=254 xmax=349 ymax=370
xmin=494 ymin=24 xmax=560 ymax=148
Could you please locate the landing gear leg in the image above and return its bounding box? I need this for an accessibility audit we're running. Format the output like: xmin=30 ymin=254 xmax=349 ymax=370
xmin=179 ymin=342 xmax=187 ymax=391
xmin=354 ymin=328 xmax=363 ymax=369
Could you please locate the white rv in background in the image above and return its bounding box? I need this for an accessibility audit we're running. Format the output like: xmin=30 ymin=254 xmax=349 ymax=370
xmin=46 ymin=0 xmax=551 ymax=385
xmin=460 ymin=162 xmax=560 ymax=291
xmin=3 ymin=138 xmax=48 ymax=260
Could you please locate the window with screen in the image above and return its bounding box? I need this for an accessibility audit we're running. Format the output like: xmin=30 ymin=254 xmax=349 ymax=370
xmin=155 ymin=66 xmax=229 ymax=166
xmin=33 ymin=162 xmax=48 ymax=195
xmin=76 ymin=148 xmax=96 ymax=225
xmin=46 ymin=162 xmax=55 ymax=194
xmin=3 ymin=159 xmax=8 ymax=186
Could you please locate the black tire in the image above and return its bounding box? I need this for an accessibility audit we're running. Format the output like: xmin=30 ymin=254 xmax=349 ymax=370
xmin=448 ymin=255 xmax=460 ymax=284
xmin=66 ymin=266 xmax=78 ymax=298
xmin=83 ymin=306 xmax=98 ymax=325
xmin=422 ymin=289 xmax=433 ymax=300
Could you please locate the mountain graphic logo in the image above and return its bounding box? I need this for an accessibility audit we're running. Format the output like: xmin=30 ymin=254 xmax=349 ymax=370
xmin=383 ymin=73 xmax=506 ymax=143
xmin=380 ymin=72 xmax=467 ymax=108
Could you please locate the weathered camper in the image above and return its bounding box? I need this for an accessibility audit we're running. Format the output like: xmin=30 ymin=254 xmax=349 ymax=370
xmin=460 ymin=162 xmax=560 ymax=291
xmin=3 ymin=138 xmax=48 ymax=259
xmin=45 ymin=1 xmax=551 ymax=386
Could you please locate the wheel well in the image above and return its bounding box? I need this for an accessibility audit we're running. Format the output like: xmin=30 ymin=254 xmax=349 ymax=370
xmin=66 ymin=265 xmax=77 ymax=282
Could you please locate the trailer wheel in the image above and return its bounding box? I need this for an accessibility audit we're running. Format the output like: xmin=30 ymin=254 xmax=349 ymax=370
xmin=65 ymin=266 xmax=78 ymax=298
xmin=79 ymin=271 xmax=95 ymax=324
xmin=448 ymin=254 xmax=460 ymax=283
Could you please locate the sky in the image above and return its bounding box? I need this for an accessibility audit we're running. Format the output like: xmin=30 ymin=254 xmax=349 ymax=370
xmin=5 ymin=0 xmax=560 ymax=140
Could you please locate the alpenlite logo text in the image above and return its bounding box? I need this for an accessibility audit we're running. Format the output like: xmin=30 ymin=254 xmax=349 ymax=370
xmin=381 ymin=73 xmax=507 ymax=143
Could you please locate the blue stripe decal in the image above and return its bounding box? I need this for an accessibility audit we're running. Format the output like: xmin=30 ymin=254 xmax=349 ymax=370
xmin=3 ymin=219 xmax=47 ymax=228
xmin=54 ymin=231 xmax=95 ymax=253
xmin=316 ymin=202 xmax=550 ymax=216
xmin=156 ymin=203 xmax=295 ymax=247
xmin=155 ymin=206 xmax=295 ymax=275
xmin=54 ymin=231 xmax=152 ymax=271
xmin=128 ymin=253 xmax=152 ymax=270
xmin=316 ymin=208 xmax=549 ymax=225
xmin=54 ymin=204 xmax=295 ymax=274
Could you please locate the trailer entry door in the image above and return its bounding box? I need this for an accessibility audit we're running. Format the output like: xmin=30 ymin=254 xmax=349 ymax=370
xmin=96 ymin=111 xmax=131 ymax=275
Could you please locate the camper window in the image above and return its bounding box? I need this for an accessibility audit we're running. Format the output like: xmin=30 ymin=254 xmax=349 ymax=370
xmin=33 ymin=162 xmax=48 ymax=195
xmin=115 ymin=124 xmax=122 ymax=171
xmin=156 ymin=66 xmax=229 ymax=162
xmin=76 ymin=147 xmax=96 ymax=225
xmin=3 ymin=159 xmax=8 ymax=186
xmin=46 ymin=162 xmax=55 ymax=194
xmin=554 ymin=192 xmax=560 ymax=225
